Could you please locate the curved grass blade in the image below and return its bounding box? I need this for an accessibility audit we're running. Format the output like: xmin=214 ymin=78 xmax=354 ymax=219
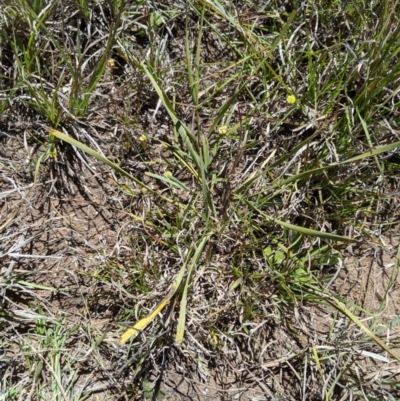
xmin=46 ymin=128 xmax=175 ymax=204
xmin=159 ymin=140 xmax=200 ymax=180
xmin=73 ymin=1 xmax=124 ymax=115
xmin=326 ymin=295 xmax=400 ymax=363
xmin=145 ymin=172 xmax=191 ymax=192
xmin=175 ymin=233 xmax=212 ymax=344
xmin=120 ymin=262 xmax=187 ymax=344
xmin=140 ymin=63 xmax=201 ymax=172
xmin=279 ymin=140 xmax=400 ymax=186
xmin=239 ymin=195 xmax=357 ymax=243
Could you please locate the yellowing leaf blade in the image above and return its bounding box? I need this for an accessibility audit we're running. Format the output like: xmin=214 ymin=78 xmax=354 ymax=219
xmin=119 ymin=292 xmax=172 ymax=344
xmin=119 ymin=263 xmax=187 ymax=344
xmin=46 ymin=127 xmax=175 ymax=204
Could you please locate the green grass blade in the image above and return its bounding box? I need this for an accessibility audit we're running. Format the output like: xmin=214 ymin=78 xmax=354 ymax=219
xmin=145 ymin=172 xmax=191 ymax=192
xmin=239 ymin=195 xmax=357 ymax=243
xmin=46 ymin=128 xmax=175 ymax=204
xmin=327 ymin=295 xmax=400 ymax=363
xmin=279 ymin=140 xmax=400 ymax=186
xmin=175 ymin=233 xmax=212 ymax=344
xmin=76 ymin=10 xmax=122 ymax=115
xmin=140 ymin=62 xmax=202 ymax=172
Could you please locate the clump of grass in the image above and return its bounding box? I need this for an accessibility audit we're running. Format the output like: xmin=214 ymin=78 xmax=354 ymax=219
xmin=1 ymin=0 xmax=400 ymax=400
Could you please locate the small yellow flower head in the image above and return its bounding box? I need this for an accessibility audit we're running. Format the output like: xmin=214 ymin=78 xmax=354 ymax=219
xmin=164 ymin=171 xmax=173 ymax=178
xmin=139 ymin=134 xmax=148 ymax=143
xmin=287 ymin=94 xmax=296 ymax=104
xmin=106 ymin=58 xmax=116 ymax=69
xmin=218 ymin=125 xmax=228 ymax=135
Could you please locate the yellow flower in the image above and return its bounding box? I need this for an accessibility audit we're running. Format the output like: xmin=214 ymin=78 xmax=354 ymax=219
xmin=106 ymin=58 xmax=116 ymax=69
xmin=139 ymin=134 xmax=148 ymax=142
xmin=218 ymin=125 xmax=228 ymax=135
xmin=164 ymin=171 xmax=172 ymax=178
xmin=287 ymin=94 xmax=296 ymax=104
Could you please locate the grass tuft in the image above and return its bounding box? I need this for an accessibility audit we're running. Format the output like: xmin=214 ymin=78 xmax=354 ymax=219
xmin=1 ymin=0 xmax=400 ymax=400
